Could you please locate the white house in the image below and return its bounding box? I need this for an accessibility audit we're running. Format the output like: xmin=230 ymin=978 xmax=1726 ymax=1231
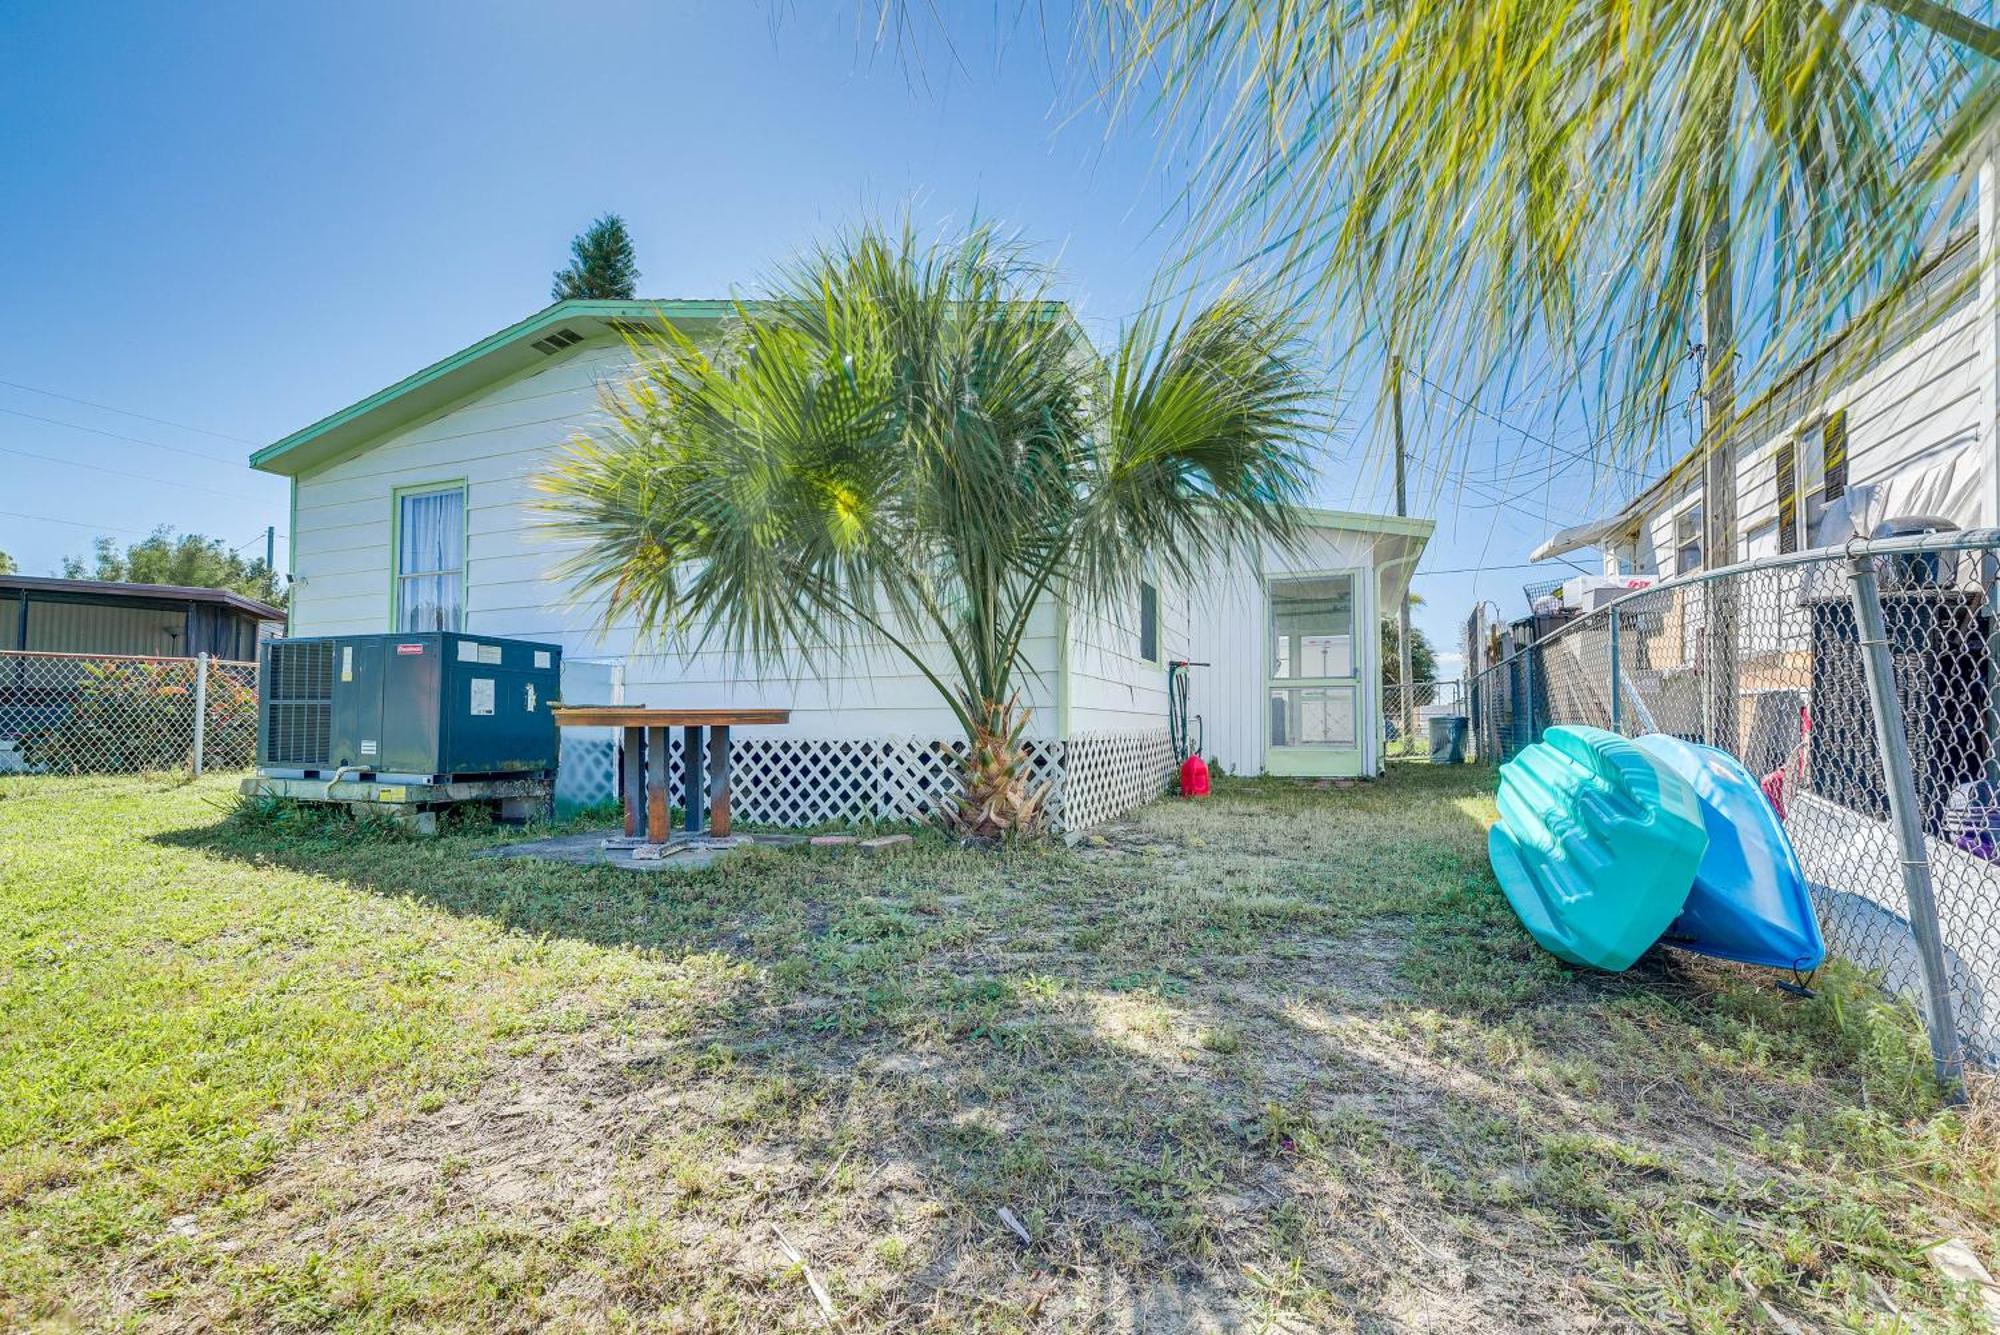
xmin=253 ymin=301 xmax=1432 ymax=826
xmin=1532 ymin=221 xmax=1993 ymax=577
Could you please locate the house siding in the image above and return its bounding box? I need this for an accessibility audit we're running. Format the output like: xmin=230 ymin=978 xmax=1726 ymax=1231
xmin=1186 ymin=527 xmax=1385 ymax=778
xmin=287 ymin=334 xmax=1061 ymax=740
xmin=1617 ymin=234 xmax=1987 ymax=576
xmin=1061 ymin=567 xmax=1191 ymax=735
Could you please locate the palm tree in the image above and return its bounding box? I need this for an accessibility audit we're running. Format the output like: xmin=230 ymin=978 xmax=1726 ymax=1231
xmin=538 ymin=225 xmax=1320 ymax=835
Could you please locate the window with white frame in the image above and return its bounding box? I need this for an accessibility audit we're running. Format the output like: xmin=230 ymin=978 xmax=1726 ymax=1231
xmin=396 ymin=484 xmax=465 ymax=632
xmin=1673 ymin=501 xmax=1703 ymax=575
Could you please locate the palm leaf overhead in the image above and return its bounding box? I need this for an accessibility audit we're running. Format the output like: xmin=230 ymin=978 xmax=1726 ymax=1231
xmin=1091 ymin=0 xmax=1997 ymax=465
xmin=539 ymin=224 xmax=1320 ymax=834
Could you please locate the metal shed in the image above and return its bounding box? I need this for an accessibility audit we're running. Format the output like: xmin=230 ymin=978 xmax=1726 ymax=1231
xmin=0 ymin=576 xmax=284 ymax=660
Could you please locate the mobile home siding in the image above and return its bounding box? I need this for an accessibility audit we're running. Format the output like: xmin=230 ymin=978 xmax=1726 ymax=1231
xmin=287 ymin=335 xmax=1061 ymax=739
xmin=1186 ymin=527 xmax=1384 ymax=778
xmin=1061 ymin=568 xmax=1191 ymax=735
xmin=1621 ymin=235 xmax=1986 ymax=574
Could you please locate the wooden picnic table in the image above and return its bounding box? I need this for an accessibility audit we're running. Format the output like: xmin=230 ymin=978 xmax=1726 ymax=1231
xmin=551 ymin=707 xmax=790 ymax=842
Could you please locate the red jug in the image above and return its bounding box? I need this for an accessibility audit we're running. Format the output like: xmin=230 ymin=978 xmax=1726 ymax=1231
xmin=1179 ymin=753 xmax=1210 ymax=798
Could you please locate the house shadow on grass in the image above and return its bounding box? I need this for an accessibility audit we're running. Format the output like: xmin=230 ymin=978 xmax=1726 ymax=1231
xmin=138 ymin=765 xmax=1969 ymax=1331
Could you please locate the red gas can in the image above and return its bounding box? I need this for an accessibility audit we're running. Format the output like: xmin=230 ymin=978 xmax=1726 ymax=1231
xmin=1178 ymin=753 xmax=1211 ymax=798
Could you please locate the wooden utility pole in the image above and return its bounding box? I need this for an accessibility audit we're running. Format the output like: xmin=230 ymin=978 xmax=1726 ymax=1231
xmin=1700 ymin=148 xmax=1739 ymax=753
xmin=1391 ymin=357 xmax=1415 ymax=751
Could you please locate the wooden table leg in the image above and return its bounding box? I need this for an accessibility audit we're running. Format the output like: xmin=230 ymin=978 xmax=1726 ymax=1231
xmin=621 ymin=726 xmax=644 ymax=839
xmin=645 ymin=726 xmax=670 ymax=845
xmin=707 ymin=725 xmax=732 ymax=837
xmin=683 ymin=725 xmax=705 ymax=834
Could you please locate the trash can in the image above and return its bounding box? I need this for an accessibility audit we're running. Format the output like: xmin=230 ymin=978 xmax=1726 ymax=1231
xmin=1428 ymin=715 xmax=1468 ymax=765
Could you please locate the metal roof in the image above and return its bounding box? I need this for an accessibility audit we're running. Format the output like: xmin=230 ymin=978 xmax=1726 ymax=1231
xmin=0 ymin=575 xmax=285 ymax=622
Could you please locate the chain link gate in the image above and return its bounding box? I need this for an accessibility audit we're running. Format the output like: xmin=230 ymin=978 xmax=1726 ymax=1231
xmin=1465 ymin=530 xmax=2000 ymax=1078
xmin=0 ymin=651 xmax=258 ymax=776
xmin=1383 ymin=678 xmax=1466 ymax=757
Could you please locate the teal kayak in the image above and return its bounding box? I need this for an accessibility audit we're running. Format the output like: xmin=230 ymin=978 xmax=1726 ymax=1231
xmin=1489 ymin=726 xmax=1709 ymax=971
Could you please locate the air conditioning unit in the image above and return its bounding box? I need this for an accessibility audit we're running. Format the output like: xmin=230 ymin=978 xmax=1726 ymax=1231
xmin=258 ymin=632 xmax=562 ymax=782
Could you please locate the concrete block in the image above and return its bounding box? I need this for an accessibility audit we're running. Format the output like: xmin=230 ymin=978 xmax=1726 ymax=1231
xmin=860 ymin=834 xmax=915 ymax=854
xmin=810 ymin=834 xmax=859 ymax=848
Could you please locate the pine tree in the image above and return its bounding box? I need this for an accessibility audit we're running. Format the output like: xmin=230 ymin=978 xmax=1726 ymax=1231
xmin=551 ymin=214 xmax=639 ymax=301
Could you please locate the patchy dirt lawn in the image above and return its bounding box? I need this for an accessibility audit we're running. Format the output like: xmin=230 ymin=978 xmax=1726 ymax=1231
xmin=2 ymin=766 xmax=1996 ymax=1332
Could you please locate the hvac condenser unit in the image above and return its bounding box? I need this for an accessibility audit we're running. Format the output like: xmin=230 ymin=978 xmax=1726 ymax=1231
xmin=258 ymin=632 xmax=562 ymax=782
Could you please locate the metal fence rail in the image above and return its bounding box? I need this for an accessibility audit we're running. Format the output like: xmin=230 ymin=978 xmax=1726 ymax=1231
xmin=0 ymin=651 xmax=258 ymax=776
xmin=1466 ymin=529 xmax=2000 ymax=1078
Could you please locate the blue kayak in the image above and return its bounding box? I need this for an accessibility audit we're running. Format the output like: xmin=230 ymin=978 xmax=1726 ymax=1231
xmin=1632 ymin=734 xmax=1826 ymax=973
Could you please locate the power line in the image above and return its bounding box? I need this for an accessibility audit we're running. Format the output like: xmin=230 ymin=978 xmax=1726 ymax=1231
xmin=0 ymin=377 xmax=256 ymax=444
xmin=0 ymin=404 xmax=246 ymax=465
xmin=0 ymin=442 xmax=266 ymax=500
xmin=0 ymin=509 xmax=157 ymax=537
xmin=1413 ymin=558 xmax=1594 ymax=578
xmin=1405 ymin=366 xmax=1652 ymax=483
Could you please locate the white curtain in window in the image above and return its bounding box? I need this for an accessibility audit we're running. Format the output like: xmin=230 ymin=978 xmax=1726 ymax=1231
xmin=398 ymin=488 xmax=464 ymax=632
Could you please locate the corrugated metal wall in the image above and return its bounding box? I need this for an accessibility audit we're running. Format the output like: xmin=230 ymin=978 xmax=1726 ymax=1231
xmin=26 ymin=599 xmax=189 ymax=655
xmin=0 ymin=594 xmax=267 ymax=659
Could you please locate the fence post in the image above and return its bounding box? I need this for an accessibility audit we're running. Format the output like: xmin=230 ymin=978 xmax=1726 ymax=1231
xmin=1608 ymin=608 xmax=1622 ymax=734
xmin=1847 ymin=553 xmax=1962 ymax=1086
xmin=1519 ymin=644 xmax=1537 ymax=753
xmin=192 ymin=652 xmax=209 ymax=778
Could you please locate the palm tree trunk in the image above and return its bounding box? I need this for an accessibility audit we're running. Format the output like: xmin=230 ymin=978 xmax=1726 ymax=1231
xmin=957 ymin=693 xmax=1052 ymax=838
xmin=1870 ymin=0 xmax=2000 ymax=59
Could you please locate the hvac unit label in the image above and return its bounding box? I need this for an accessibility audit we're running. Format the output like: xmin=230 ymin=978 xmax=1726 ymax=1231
xmin=359 ymin=739 xmax=378 ymax=756
xmin=396 ymin=643 xmax=424 ymax=655
xmin=459 ymin=641 xmax=502 ymax=665
xmin=470 ymin=678 xmax=495 ymax=716
xmin=533 ymin=650 xmax=551 ymax=669
xmin=340 ymin=646 xmax=353 ymax=682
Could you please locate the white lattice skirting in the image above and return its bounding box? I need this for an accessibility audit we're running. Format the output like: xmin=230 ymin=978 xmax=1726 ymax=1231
xmin=555 ymin=727 xmax=1174 ymax=833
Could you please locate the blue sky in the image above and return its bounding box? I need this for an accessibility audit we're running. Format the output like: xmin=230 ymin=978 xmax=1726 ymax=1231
xmin=0 ymin=1 xmax=1645 ymax=671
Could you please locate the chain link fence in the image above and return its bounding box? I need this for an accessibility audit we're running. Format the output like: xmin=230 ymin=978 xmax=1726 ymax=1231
xmin=1384 ymin=678 xmax=1466 ymax=757
xmin=1466 ymin=530 xmax=2000 ymax=1077
xmin=0 ymin=651 xmax=258 ymax=776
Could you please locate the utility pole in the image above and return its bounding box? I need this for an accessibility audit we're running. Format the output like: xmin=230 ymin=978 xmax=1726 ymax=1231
xmin=1700 ymin=137 xmax=1740 ymax=753
xmin=1391 ymin=356 xmax=1415 ymax=752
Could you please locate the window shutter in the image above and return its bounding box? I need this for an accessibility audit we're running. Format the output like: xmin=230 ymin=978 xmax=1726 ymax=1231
xmin=1775 ymin=440 xmax=1799 ymax=555
xmin=1821 ymin=409 xmax=1847 ymax=503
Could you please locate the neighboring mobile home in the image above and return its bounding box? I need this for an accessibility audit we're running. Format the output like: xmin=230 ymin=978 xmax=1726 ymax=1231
xmin=1531 ymin=225 xmax=1992 ymax=576
xmin=252 ymin=301 xmax=1431 ymax=826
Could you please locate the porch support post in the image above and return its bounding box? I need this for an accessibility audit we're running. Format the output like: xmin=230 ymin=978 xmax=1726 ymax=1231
xmin=682 ymin=725 xmax=705 ymax=834
xmin=708 ymin=725 xmax=732 ymax=837
xmin=645 ymin=726 xmax=670 ymax=845
xmin=620 ymin=726 xmax=644 ymax=838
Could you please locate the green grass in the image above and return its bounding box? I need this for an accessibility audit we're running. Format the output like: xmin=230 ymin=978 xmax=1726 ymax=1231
xmin=1 ymin=766 xmax=1995 ymax=1331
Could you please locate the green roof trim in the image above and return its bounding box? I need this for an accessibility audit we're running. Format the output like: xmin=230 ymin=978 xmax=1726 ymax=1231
xmin=248 ymin=298 xmax=741 ymax=477
xmin=1296 ymin=506 xmax=1435 ymax=540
